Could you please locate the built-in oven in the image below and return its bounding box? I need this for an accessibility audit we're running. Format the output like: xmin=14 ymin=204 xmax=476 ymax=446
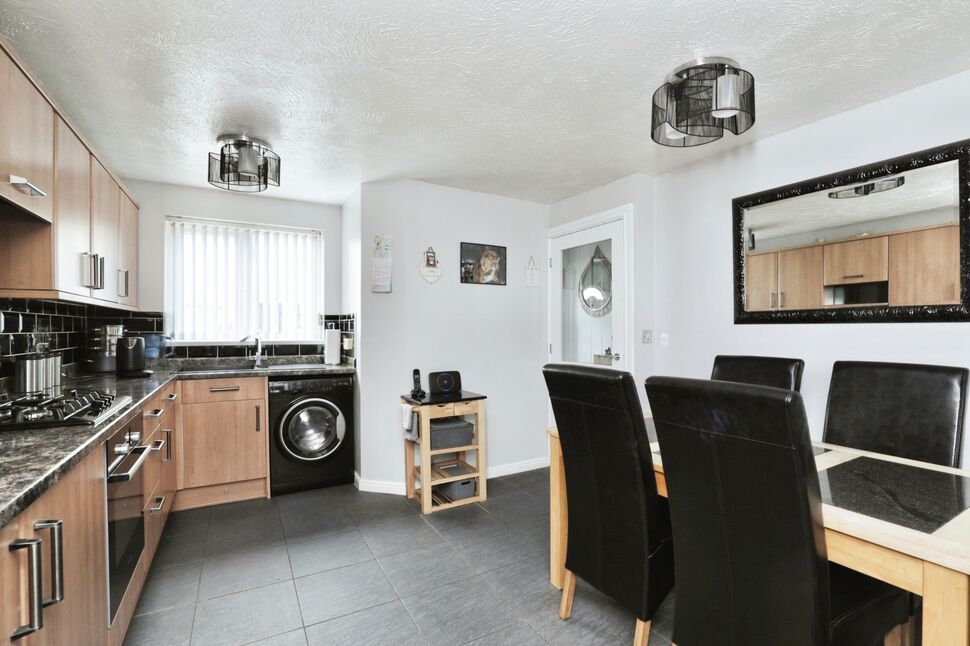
xmin=104 ymin=415 xmax=149 ymax=624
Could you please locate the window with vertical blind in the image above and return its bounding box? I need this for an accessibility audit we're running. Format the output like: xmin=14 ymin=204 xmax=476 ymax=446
xmin=164 ymin=217 xmax=324 ymax=342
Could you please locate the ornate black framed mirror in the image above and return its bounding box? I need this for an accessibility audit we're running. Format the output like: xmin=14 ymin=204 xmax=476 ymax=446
xmin=733 ymin=139 xmax=970 ymax=323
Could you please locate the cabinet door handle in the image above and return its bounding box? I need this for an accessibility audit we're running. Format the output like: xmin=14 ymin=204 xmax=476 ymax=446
xmin=151 ymin=439 xmax=166 ymax=453
xmin=81 ymin=253 xmax=97 ymax=288
xmin=843 ymin=274 xmax=865 ymax=279
xmin=33 ymin=520 xmax=64 ymax=607
xmin=9 ymin=538 xmax=43 ymax=640
xmin=209 ymin=386 xmax=240 ymax=393
xmin=162 ymin=429 xmax=173 ymax=462
xmin=99 ymin=256 xmax=105 ymax=290
xmin=148 ymin=496 xmax=166 ymax=514
xmin=165 ymin=393 xmax=178 ymax=403
xmin=118 ymin=269 xmax=129 ymax=298
xmin=769 ymin=292 xmax=776 ymax=308
xmin=144 ymin=408 xmax=164 ymax=420
xmin=255 ymin=405 xmax=261 ymax=432
xmin=779 ymin=292 xmax=786 ymax=308
xmin=5 ymin=175 xmax=47 ymax=197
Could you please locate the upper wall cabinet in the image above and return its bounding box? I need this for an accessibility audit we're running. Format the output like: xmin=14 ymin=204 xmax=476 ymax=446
xmin=0 ymin=48 xmax=54 ymax=222
xmin=54 ymin=116 xmax=93 ymax=297
xmin=0 ymin=38 xmax=140 ymax=310
xmin=118 ymin=193 xmax=139 ymax=307
xmin=91 ymin=158 xmax=121 ymax=302
xmin=734 ymin=140 xmax=970 ymax=323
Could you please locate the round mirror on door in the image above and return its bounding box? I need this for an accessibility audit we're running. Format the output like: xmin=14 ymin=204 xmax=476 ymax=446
xmin=579 ymin=245 xmax=612 ymax=317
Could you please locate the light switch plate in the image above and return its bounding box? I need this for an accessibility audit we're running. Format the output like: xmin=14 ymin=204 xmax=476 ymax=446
xmin=660 ymin=333 xmax=669 ymax=347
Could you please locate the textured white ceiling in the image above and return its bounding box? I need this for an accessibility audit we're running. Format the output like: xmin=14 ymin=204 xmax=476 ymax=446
xmin=3 ymin=0 xmax=970 ymax=205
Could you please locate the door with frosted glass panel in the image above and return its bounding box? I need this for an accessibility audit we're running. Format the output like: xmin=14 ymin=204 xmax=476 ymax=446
xmin=549 ymin=220 xmax=626 ymax=370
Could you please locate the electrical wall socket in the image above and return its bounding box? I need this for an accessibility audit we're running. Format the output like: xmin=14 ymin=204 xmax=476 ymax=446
xmin=642 ymin=329 xmax=653 ymax=344
xmin=660 ymin=333 xmax=669 ymax=347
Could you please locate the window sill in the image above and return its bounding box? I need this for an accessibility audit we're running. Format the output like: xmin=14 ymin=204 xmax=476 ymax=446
xmin=168 ymin=340 xmax=326 ymax=347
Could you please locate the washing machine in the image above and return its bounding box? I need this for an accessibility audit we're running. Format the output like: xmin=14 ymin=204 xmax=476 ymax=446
xmin=268 ymin=375 xmax=355 ymax=496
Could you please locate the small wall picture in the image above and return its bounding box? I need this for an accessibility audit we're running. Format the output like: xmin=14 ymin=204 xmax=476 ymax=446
xmin=460 ymin=242 xmax=507 ymax=285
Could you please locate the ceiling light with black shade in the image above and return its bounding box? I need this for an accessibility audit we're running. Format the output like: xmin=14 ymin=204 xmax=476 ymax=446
xmin=207 ymin=135 xmax=280 ymax=192
xmin=651 ymin=57 xmax=755 ymax=147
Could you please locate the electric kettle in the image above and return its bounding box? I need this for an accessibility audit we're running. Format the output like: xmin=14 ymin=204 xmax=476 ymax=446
xmin=116 ymin=337 xmax=148 ymax=376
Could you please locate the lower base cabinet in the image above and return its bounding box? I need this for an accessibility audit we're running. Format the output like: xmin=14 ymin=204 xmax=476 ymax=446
xmin=0 ymin=448 xmax=107 ymax=646
xmin=177 ymin=377 xmax=269 ymax=509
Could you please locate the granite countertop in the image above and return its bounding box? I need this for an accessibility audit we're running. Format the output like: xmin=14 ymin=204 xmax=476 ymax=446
xmin=0 ymin=361 xmax=355 ymax=530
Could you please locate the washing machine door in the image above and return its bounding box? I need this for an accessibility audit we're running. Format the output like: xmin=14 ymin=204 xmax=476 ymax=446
xmin=278 ymin=397 xmax=346 ymax=462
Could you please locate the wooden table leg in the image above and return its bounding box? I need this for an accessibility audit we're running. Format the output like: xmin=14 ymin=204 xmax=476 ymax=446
xmin=550 ymin=433 xmax=567 ymax=590
xmin=404 ymin=437 xmax=415 ymax=500
xmin=419 ymin=412 xmax=433 ymax=514
xmin=922 ymin=562 xmax=970 ymax=645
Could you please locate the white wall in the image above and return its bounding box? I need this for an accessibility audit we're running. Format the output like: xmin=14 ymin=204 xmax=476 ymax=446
xmin=550 ymin=173 xmax=657 ymax=400
xmin=652 ymin=69 xmax=970 ymax=468
xmin=341 ymin=187 xmax=362 ymax=315
xmin=356 ymin=180 xmax=550 ymax=491
xmin=127 ymin=179 xmax=343 ymax=313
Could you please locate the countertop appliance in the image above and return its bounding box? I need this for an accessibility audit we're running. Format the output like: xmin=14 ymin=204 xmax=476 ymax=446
xmin=116 ymin=337 xmax=152 ymax=377
xmin=268 ymin=375 xmax=354 ymax=495
xmin=0 ymin=388 xmax=132 ymax=431
xmin=87 ymin=325 xmax=125 ymax=373
xmin=104 ymin=415 xmax=148 ymax=624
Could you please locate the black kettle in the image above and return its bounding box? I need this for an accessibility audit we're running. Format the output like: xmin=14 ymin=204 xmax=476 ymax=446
xmin=116 ymin=337 xmax=147 ymax=376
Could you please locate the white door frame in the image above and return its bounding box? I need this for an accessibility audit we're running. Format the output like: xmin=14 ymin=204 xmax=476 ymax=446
xmin=547 ymin=203 xmax=636 ymax=376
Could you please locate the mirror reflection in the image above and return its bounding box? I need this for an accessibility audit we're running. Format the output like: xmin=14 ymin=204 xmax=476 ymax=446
xmin=742 ymin=160 xmax=960 ymax=312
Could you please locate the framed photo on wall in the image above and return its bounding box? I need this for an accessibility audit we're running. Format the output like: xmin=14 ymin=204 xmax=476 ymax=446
xmin=460 ymin=242 xmax=507 ymax=285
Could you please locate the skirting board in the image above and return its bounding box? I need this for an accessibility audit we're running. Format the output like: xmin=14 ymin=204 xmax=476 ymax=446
xmin=354 ymin=456 xmax=551 ymax=496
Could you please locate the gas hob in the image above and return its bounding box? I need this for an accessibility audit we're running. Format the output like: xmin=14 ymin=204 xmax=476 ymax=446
xmin=0 ymin=388 xmax=132 ymax=431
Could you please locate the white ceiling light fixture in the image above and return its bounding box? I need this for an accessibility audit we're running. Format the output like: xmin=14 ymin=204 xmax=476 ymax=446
xmin=207 ymin=135 xmax=280 ymax=192
xmin=651 ymin=57 xmax=755 ymax=147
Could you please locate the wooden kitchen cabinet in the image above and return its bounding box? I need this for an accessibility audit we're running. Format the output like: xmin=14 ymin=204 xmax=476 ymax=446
xmin=91 ymin=158 xmax=120 ymax=303
xmin=889 ymin=225 xmax=960 ymax=306
xmin=0 ymin=448 xmax=107 ymax=646
xmin=178 ymin=378 xmax=269 ymax=510
xmin=118 ymin=193 xmax=139 ymax=308
xmin=745 ymin=252 xmax=777 ymax=311
xmin=777 ymin=246 xmax=823 ymax=309
xmin=823 ymin=236 xmax=889 ymax=285
xmin=0 ymin=47 xmax=54 ymax=222
xmin=54 ymin=116 xmax=93 ymax=298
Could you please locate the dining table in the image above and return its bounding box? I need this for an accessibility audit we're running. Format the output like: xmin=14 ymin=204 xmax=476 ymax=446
xmin=547 ymin=420 xmax=970 ymax=645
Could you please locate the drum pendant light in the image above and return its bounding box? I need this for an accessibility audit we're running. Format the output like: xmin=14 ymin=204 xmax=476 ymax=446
xmin=207 ymin=135 xmax=281 ymax=192
xmin=651 ymin=57 xmax=755 ymax=147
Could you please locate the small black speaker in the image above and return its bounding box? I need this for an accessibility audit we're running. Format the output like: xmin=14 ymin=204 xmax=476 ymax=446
xmin=429 ymin=371 xmax=461 ymax=395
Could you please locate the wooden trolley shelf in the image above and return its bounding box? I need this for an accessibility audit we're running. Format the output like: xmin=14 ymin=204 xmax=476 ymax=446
xmin=402 ymin=391 xmax=487 ymax=514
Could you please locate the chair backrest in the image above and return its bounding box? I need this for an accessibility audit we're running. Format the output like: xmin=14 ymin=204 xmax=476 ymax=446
xmin=823 ymin=361 xmax=968 ymax=468
xmin=711 ymin=354 xmax=806 ymax=391
xmin=542 ymin=364 xmax=669 ymax=619
xmin=645 ymin=376 xmax=830 ymax=646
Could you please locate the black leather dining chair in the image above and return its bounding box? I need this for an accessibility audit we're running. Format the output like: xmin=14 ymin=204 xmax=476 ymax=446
xmin=711 ymin=354 xmax=806 ymax=391
xmin=645 ymin=376 xmax=910 ymax=646
xmin=823 ymin=361 xmax=968 ymax=468
xmin=543 ymin=364 xmax=674 ymax=646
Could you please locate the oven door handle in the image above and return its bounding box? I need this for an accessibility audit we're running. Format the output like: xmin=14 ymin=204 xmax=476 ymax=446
xmin=107 ymin=446 xmax=150 ymax=483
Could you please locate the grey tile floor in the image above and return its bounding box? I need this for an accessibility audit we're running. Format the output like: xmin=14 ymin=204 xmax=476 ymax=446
xmin=124 ymin=468 xmax=675 ymax=646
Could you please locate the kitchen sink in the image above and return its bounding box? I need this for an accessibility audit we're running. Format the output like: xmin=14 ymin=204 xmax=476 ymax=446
xmin=177 ymin=364 xmax=255 ymax=373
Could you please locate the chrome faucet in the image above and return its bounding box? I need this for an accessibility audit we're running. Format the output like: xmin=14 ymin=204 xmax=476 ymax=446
xmin=240 ymin=335 xmax=264 ymax=367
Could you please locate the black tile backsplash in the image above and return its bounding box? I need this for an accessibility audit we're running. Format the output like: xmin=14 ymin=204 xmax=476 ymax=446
xmin=0 ymin=298 xmax=357 ymax=369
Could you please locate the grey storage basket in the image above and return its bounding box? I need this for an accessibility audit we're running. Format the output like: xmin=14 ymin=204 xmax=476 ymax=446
xmin=430 ymin=416 xmax=474 ymax=450
xmin=436 ymin=464 xmax=477 ymax=501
